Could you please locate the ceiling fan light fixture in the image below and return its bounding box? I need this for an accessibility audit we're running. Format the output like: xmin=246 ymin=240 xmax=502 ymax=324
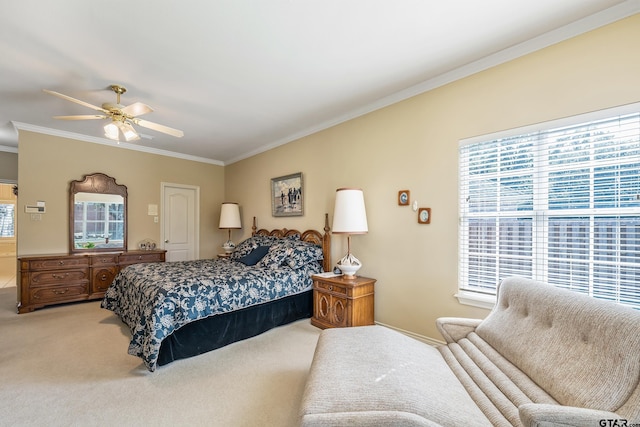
xmin=45 ymin=85 xmax=183 ymax=141
xmin=116 ymin=121 xmax=140 ymax=141
xmin=104 ymin=122 xmax=119 ymax=140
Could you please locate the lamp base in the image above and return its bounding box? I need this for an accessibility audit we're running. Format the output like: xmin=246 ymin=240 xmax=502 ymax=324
xmin=222 ymin=240 xmax=236 ymax=254
xmin=336 ymin=253 xmax=362 ymax=278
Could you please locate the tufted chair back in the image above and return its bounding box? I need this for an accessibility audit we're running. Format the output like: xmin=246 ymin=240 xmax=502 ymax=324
xmin=475 ymin=277 xmax=640 ymax=419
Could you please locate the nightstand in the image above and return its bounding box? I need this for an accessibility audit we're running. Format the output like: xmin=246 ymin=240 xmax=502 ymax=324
xmin=311 ymin=274 xmax=376 ymax=329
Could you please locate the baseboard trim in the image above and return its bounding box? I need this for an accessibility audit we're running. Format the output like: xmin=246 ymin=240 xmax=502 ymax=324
xmin=374 ymin=321 xmax=445 ymax=347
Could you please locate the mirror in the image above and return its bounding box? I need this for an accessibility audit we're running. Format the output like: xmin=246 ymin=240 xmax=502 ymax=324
xmin=69 ymin=173 xmax=127 ymax=253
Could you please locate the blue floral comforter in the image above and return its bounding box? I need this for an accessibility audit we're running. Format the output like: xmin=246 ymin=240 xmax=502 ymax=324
xmin=101 ymin=259 xmax=320 ymax=371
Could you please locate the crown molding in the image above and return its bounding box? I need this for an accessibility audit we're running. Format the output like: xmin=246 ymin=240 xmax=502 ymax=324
xmin=0 ymin=144 xmax=18 ymax=154
xmin=11 ymin=122 xmax=224 ymax=166
xmin=226 ymin=0 xmax=640 ymax=165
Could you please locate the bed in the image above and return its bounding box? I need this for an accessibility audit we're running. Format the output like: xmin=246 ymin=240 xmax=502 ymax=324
xmin=101 ymin=215 xmax=331 ymax=371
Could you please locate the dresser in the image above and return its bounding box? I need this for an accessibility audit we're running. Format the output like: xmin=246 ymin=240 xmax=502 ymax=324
xmin=17 ymin=250 xmax=165 ymax=314
xmin=310 ymin=274 xmax=376 ymax=329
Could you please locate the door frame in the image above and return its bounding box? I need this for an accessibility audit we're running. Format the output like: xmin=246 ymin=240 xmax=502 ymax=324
xmin=160 ymin=182 xmax=200 ymax=260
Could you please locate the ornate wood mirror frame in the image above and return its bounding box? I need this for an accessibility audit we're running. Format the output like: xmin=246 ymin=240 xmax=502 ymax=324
xmin=69 ymin=173 xmax=128 ymax=253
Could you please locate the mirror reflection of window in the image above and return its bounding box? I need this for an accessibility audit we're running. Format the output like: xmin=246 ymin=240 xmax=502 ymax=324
xmin=73 ymin=193 xmax=124 ymax=249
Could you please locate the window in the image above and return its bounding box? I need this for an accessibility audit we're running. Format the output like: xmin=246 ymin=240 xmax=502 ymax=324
xmin=458 ymin=104 xmax=640 ymax=310
xmin=0 ymin=202 xmax=15 ymax=238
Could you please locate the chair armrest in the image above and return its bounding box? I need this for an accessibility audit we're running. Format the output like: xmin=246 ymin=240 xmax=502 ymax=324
xmin=436 ymin=317 xmax=482 ymax=343
xmin=519 ymin=403 xmax=629 ymax=427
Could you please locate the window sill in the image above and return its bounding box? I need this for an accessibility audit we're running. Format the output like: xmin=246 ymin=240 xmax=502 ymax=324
xmin=454 ymin=290 xmax=496 ymax=310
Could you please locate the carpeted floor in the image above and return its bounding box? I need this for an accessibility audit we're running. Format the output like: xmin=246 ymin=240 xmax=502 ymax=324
xmin=0 ymin=287 xmax=321 ymax=426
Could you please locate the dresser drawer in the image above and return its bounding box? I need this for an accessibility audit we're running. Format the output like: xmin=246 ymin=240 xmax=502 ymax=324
xmin=91 ymin=254 xmax=119 ymax=267
xmin=91 ymin=266 xmax=118 ymax=294
xmin=27 ymin=257 xmax=90 ymax=271
xmin=30 ymin=269 xmax=89 ymax=287
xmin=30 ymin=283 xmax=89 ymax=303
xmin=314 ymin=280 xmax=348 ymax=296
xmin=119 ymin=252 xmax=164 ymax=265
xmin=17 ymin=251 xmax=165 ymax=313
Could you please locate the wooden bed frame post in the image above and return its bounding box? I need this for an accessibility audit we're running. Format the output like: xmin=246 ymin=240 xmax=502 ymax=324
xmin=323 ymin=213 xmax=331 ymax=272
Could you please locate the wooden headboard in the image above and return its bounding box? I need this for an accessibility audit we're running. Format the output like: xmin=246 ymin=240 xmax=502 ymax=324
xmin=251 ymin=213 xmax=331 ymax=272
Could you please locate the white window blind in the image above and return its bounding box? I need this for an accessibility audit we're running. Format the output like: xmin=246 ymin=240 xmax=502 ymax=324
xmin=0 ymin=203 xmax=15 ymax=238
xmin=459 ymin=105 xmax=640 ymax=309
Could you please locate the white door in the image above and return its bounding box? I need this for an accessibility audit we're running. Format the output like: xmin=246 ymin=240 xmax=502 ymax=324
xmin=161 ymin=183 xmax=199 ymax=262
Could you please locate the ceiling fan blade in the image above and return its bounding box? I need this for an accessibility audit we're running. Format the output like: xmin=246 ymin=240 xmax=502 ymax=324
xmin=53 ymin=115 xmax=108 ymax=120
xmin=43 ymin=89 xmax=107 ymax=113
xmin=134 ymin=119 xmax=184 ymax=138
xmin=121 ymin=102 xmax=153 ymax=117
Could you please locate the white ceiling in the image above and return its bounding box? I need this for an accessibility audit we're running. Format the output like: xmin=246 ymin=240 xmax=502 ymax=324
xmin=1 ymin=1 xmax=637 ymax=165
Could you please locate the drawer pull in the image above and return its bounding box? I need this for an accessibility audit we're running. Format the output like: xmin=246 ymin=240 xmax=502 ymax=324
xmin=100 ymin=274 xmax=108 ymax=281
xmin=52 ymin=288 xmax=69 ymax=295
xmin=137 ymin=256 xmax=143 ymax=260
xmin=328 ymin=285 xmax=333 ymax=291
xmin=58 ymin=261 xmax=65 ymax=266
xmin=101 ymin=258 xmax=108 ymax=263
xmin=51 ymin=273 xmax=69 ymax=279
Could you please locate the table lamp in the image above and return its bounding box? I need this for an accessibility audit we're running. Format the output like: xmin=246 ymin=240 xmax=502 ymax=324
xmin=219 ymin=202 xmax=241 ymax=253
xmin=332 ymin=188 xmax=368 ymax=278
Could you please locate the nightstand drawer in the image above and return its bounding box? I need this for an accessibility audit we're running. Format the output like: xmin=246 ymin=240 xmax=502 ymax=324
xmin=314 ymin=280 xmax=347 ymax=296
xmin=311 ymin=275 xmax=376 ymax=329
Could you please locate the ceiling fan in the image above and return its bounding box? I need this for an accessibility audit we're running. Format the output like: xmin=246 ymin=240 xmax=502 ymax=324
xmin=43 ymin=84 xmax=184 ymax=142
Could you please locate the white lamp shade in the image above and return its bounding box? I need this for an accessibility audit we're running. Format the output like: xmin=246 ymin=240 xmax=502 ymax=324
xmin=219 ymin=202 xmax=241 ymax=229
xmin=116 ymin=121 xmax=140 ymax=141
xmin=104 ymin=122 xmax=119 ymax=140
xmin=332 ymin=188 xmax=368 ymax=234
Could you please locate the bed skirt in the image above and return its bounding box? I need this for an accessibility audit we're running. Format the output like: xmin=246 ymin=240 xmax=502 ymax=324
xmin=157 ymin=289 xmax=313 ymax=366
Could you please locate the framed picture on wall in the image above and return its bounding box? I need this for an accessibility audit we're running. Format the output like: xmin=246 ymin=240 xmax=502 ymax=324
xmin=398 ymin=190 xmax=410 ymax=206
xmin=418 ymin=207 xmax=431 ymax=224
xmin=271 ymin=172 xmax=303 ymax=217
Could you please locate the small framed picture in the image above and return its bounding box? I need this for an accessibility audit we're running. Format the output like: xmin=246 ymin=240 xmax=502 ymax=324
xmin=271 ymin=172 xmax=303 ymax=217
xmin=398 ymin=190 xmax=410 ymax=206
xmin=418 ymin=208 xmax=431 ymax=224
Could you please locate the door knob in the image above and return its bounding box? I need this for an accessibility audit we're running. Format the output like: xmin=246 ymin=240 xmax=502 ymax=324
xmin=164 ymin=240 xmax=169 ymax=243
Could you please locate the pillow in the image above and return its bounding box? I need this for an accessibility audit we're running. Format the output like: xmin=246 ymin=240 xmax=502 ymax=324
xmin=252 ymin=234 xmax=281 ymax=245
xmin=230 ymin=235 xmax=280 ymax=260
xmin=230 ymin=237 xmax=259 ymax=260
xmin=286 ymin=240 xmax=324 ymax=269
xmin=236 ymin=245 xmax=270 ymax=266
xmin=259 ymin=241 xmax=292 ymax=269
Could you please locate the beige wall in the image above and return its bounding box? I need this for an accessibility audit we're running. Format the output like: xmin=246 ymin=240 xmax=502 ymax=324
xmin=225 ymin=15 xmax=640 ymax=340
xmin=0 ymin=151 xmax=18 ymax=182
xmin=17 ymin=132 xmax=225 ymax=257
